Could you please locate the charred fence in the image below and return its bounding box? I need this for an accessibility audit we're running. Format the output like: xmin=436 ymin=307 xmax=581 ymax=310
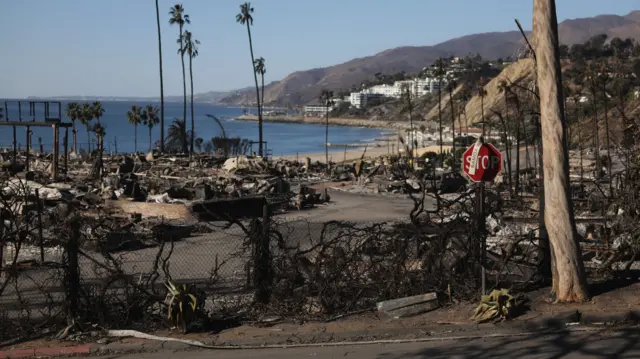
xmin=1 ymin=177 xmax=635 ymax=341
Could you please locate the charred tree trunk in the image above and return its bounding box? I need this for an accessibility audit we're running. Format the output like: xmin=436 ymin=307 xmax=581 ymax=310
xmin=514 ymin=100 xmax=522 ymax=194
xmin=533 ymin=0 xmax=588 ymax=302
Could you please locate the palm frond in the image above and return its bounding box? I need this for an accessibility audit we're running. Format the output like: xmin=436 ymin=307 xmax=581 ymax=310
xmin=205 ymin=114 xmax=227 ymax=139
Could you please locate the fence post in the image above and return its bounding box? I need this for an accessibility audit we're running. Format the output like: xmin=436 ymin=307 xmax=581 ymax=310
xmin=65 ymin=218 xmax=80 ymax=324
xmin=253 ymin=202 xmax=272 ymax=304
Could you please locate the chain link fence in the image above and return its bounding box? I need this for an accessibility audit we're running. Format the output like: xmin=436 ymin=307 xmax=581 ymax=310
xmin=1 ymin=174 xmax=629 ymax=342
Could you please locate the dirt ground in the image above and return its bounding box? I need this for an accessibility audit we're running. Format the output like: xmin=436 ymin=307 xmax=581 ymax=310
xmin=4 ymin=282 xmax=638 ymax=350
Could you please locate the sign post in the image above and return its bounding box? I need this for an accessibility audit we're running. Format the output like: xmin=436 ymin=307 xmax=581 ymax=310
xmin=462 ymin=139 xmax=503 ymax=295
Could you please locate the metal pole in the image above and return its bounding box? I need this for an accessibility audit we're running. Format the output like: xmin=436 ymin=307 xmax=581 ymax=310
xmin=25 ymin=126 xmax=30 ymax=172
xmin=64 ymin=127 xmax=69 ymax=178
xmin=12 ymin=125 xmax=16 ymax=164
xmin=477 ymin=182 xmax=486 ymax=295
xmin=52 ymin=124 xmax=59 ymax=179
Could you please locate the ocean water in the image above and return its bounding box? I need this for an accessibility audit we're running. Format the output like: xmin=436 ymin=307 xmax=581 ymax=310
xmin=0 ymin=100 xmax=383 ymax=156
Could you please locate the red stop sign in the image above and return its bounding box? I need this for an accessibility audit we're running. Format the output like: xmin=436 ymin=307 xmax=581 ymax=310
xmin=462 ymin=143 xmax=503 ymax=182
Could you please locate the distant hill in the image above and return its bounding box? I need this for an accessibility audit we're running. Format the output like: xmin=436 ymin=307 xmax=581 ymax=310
xmin=27 ymin=89 xmax=249 ymax=104
xmin=220 ymin=10 xmax=640 ymax=106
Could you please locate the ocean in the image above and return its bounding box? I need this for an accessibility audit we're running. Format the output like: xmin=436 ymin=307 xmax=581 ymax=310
xmin=0 ymin=100 xmax=384 ymax=156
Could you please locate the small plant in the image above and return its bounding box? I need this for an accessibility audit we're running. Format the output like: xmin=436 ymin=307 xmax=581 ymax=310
xmin=165 ymin=280 xmax=198 ymax=332
xmin=472 ymin=289 xmax=516 ymax=323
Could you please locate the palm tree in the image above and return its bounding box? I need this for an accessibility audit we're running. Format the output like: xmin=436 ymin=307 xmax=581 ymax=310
xmin=254 ymin=57 xmax=266 ymax=119
xmin=92 ymin=101 xmax=105 ymax=125
xmin=141 ymin=105 xmax=160 ymax=152
xmin=205 ymin=114 xmax=228 ymax=139
xmin=236 ymin=2 xmax=263 ymax=156
xmin=169 ymin=4 xmax=190 ymax=142
xmin=127 ymin=104 xmax=142 ymax=153
xmin=79 ymin=103 xmax=93 ymax=152
xmin=91 ymin=122 xmax=106 ymax=177
xmin=195 ymin=137 xmax=203 ymax=152
xmin=435 ymin=57 xmax=445 ymax=154
xmin=155 ymin=0 xmax=165 ymax=153
xmin=319 ymin=90 xmax=334 ymax=171
xmin=165 ymin=118 xmax=190 ymax=153
xmin=64 ymin=102 xmax=79 ymax=152
xmin=181 ymin=30 xmax=200 ymax=156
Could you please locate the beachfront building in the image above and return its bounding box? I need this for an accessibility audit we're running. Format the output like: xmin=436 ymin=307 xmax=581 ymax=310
xmin=303 ymin=104 xmax=335 ymax=116
xmin=367 ymin=84 xmax=398 ymax=98
xmin=351 ymin=76 xmax=447 ymax=107
xmin=349 ymin=92 xmax=385 ymax=109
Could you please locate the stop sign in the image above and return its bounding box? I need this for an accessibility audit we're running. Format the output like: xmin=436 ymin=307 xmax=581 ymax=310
xmin=462 ymin=142 xmax=503 ymax=182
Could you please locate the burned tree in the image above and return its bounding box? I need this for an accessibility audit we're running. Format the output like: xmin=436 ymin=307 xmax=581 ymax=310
xmin=533 ymin=0 xmax=588 ymax=301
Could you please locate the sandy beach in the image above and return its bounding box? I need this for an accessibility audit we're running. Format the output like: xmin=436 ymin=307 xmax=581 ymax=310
xmin=236 ymin=114 xmax=452 ymax=163
xmin=235 ymin=114 xmax=410 ymax=130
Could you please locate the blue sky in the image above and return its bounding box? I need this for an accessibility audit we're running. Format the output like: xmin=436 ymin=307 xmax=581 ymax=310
xmin=1 ymin=0 xmax=638 ymax=98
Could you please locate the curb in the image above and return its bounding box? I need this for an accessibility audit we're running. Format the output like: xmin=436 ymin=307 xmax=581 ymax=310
xmin=1 ymin=311 xmax=637 ymax=358
xmin=0 ymin=344 xmax=92 ymax=359
xmin=2 ymin=326 xmax=616 ymax=358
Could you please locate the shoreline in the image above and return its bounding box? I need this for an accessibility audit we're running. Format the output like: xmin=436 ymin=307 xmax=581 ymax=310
xmin=234 ymin=114 xmax=409 ymax=130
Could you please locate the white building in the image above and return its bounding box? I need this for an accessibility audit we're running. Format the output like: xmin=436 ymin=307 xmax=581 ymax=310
xmin=303 ymin=105 xmax=334 ymax=116
xmin=367 ymin=84 xmax=398 ymax=98
xmin=349 ymin=92 xmax=385 ymax=109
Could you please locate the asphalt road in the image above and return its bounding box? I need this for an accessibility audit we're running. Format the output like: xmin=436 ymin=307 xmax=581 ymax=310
xmin=1 ymin=189 xmax=419 ymax=316
xmin=85 ymin=328 xmax=640 ymax=359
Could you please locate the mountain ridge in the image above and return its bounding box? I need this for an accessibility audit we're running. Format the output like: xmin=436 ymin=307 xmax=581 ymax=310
xmin=220 ymin=10 xmax=640 ymax=106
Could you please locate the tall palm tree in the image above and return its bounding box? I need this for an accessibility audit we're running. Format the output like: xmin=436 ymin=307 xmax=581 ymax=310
xmin=141 ymin=104 xmax=160 ymax=152
xmin=80 ymin=103 xmax=93 ymax=152
xmin=435 ymin=57 xmax=445 ymax=154
xmin=92 ymin=101 xmax=105 ymax=125
xmin=64 ymin=102 xmax=79 ymax=152
xmin=169 ymin=4 xmax=190 ymax=140
xmin=236 ymin=2 xmax=263 ymax=156
xmin=155 ymin=0 xmax=165 ymax=153
xmin=127 ymin=104 xmax=142 ymax=153
xmin=181 ymin=30 xmax=200 ymax=156
xmin=319 ymin=90 xmax=334 ymax=171
xmin=91 ymin=101 xmax=105 ymax=174
xmin=254 ymin=57 xmax=266 ymax=118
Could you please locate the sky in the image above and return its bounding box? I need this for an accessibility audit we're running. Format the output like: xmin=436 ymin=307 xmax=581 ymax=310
xmin=1 ymin=0 xmax=639 ymax=99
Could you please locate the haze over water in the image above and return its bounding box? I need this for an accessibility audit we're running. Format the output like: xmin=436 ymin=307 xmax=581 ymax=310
xmin=0 ymin=101 xmax=384 ymax=156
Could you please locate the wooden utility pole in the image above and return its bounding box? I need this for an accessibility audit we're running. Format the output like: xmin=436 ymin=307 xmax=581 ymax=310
xmin=533 ymin=0 xmax=588 ymax=301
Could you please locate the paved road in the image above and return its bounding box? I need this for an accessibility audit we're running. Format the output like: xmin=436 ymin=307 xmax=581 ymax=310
xmin=278 ymin=189 xmax=418 ymax=223
xmin=85 ymin=328 xmax=640 ymax=359
xmin=1 ymin=189 xmax=418 ymax=316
